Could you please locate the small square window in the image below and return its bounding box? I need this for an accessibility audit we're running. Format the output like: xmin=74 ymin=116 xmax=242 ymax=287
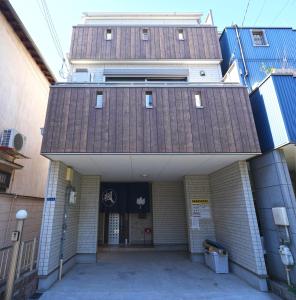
xmin=145 ymin=91 xmax=153 ymax=108
xmin=142 ymin=28 xmax=149 ymax=41
xmin=195 ymin=94 xmax=203 ymax=108
xmin=106 ymin=29 xmax=112 ymax=40
xmin=178 ymin=29 xmax=184 ymax=40
xmin=96 ymin=92 xmax=104 ymax=108
xmin=251 ymin=30 xmax=268 ymax=46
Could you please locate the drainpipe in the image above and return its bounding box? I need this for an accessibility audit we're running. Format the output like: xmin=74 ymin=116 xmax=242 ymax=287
xmin=234 ymin=25 xmax=249 ymax=88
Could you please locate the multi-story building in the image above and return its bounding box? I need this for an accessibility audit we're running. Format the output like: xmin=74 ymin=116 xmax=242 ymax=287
xmin=0 ymin=0 xmax=55 ymax=246
xmin=220 ymin=26 xmax=296 ymax=91
xmin=38 ymin=13 xmax=268 ymax=291
xmin=220 ymin=27 xmax=296 ymax=286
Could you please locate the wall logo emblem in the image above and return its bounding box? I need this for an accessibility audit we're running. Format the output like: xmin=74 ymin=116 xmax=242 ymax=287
xmin=136 ymin=197 xmax=146 ymax=209
xmin=102 ymin=189 xmax=117 ymax=207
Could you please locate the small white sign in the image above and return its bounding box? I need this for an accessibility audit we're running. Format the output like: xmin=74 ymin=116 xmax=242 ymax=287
xmin=191 ymin=199 xmax=211 ymax=219
xmin=191 ymin=216 xmax=200 ymax=229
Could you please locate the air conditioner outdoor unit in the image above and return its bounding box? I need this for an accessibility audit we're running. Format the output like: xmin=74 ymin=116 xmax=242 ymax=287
xmin=0 ymin=129 xmax=25 ymax=152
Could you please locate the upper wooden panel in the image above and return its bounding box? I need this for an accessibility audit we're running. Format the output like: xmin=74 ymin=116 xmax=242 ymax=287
xmin=41 ymin=85 xmax=260 ymax=154
xmin=70 ymin=26 xmax=222 ymax=60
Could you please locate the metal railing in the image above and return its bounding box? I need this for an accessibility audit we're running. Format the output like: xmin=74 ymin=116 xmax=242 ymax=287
xmin=0 ymin=238 xmax=37 ymax=284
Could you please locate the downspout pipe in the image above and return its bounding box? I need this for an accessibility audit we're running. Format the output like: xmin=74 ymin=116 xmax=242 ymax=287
xmin=234 ymin=25 xmax=249 ymax=88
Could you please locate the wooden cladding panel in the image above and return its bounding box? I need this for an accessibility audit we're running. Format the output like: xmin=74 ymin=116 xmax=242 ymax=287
xmin=70 ymin=26 xmax=222 ymax=60
xmin=41 ymin=86 xmax=260 ymax=154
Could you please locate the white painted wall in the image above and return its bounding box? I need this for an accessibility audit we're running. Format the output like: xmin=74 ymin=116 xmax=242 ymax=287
xmin=70 ymin=63 xmax=222 ymax=83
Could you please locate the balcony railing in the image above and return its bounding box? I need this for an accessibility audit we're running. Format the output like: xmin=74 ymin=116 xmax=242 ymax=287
xmin=0 ymin=237 xmax=37 ymax=284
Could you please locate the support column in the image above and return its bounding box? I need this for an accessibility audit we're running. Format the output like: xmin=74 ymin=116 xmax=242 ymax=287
xmin=210 ymin=161 xmax=267 ymax=291
xmin=38 ymin=161 xmax=67 ymax=289
xmin=183 ymin=176 xmax=216 ymax=261
xmin=250 ymin=150 xmax=296 ymax=285
xmin=38 ymin=161 xmax=81 ymax=290
xmin=77 ymin=176 xmax=100 ymax=263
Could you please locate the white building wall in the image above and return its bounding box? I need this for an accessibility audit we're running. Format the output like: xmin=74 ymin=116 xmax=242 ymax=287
xmin=77 ymin=175 xmax=100 ymax=256
xmin=38 ymin=161 xmax=81 ymax=276
xmin=209 ymin=161 xmax=267 ymax=277
xmin=152 ymin=182 xmax=187 ymax=245
xmin=183 ymin=176 xmax=216 ymax=254
xmin=70 ymin=63 xmax=222 ymax=83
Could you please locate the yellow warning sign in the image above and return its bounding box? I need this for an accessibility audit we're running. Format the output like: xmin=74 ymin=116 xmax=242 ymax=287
xmin=191 ymin=199 xmax=209 ymax=205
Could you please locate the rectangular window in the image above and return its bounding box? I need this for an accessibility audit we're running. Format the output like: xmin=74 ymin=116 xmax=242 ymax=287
xmin=75 ymin=68 xmax=88 ymax=73
xmin=178 ymin=29 xmax=184 ymax=40
xmin=195 ymin=94 xmax=203 ymax=108
xmin=145 ymin=91 xmax=153 ymax=108
xmin=251 ymin=30 xmax=268 ymax=46
xmin=142 ymin=28 xmax=149 ymax=40
xmin=106 ymin=29 xmax=112 ymax=40
xmin=96 ymin=92 xmax=104 ymax=108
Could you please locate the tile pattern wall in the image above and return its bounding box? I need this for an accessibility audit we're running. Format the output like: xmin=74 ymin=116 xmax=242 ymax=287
xmin=77 ymin=176 xmax=100 ymax=254
xmin=38 ymin=161 xmax=81 ymax=276
xmin=152 ymin=182 xmax=187 ymax=245
xmin=183 ymin=176 xmax=216 ymax=253
xmin=210 ymin=161 xmax=267 ymax=276
xmin=129 ymin=213 xmax=153 ymax=244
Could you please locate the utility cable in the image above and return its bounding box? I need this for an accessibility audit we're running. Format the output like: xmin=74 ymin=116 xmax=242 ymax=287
xmin=254 ymin=0 xmax=267 ymax=26
xmin=37 ymin=0 xmax=69 ymax=78
xmin=271 ymin=0 xmax=292 ymax=25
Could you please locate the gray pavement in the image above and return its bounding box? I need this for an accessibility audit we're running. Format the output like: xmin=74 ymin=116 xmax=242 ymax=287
xmin=40 ymin=251 xmax=279 ymax=300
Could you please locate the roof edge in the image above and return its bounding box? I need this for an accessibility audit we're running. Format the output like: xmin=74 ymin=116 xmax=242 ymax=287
xmin=0 ymin=0 xmax=56 ymax=84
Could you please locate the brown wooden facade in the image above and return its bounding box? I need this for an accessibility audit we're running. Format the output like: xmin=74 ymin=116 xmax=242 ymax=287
xmin=41 ymin=85 xmax=260 ymax=154
xmin=70 ymin=26 xmax=222 ymax=60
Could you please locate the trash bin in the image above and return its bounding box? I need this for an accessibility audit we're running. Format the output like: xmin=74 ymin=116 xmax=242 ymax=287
xmin=203 ymin=239 xmax=229 ymax=274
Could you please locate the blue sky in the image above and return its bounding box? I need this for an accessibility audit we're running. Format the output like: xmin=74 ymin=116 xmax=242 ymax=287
xmin=10 ymin=0 xmax=296 ymax=80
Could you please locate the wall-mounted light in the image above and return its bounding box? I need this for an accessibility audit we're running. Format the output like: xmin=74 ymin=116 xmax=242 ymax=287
xmin=200 ymin=70 xmax=206 ymax=77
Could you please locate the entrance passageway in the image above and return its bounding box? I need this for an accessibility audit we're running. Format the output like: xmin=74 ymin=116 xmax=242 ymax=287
xmin=40 ymin=251 xmax=278 ymax=300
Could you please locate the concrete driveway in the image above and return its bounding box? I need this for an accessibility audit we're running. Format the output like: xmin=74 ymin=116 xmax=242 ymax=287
xmin=40 ymin=251 xmax=279 ymax=300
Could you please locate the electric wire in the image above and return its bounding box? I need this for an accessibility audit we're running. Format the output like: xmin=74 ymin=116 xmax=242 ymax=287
xmin=254 ymin=0 xmax=267 ymax=26
xmin=37 ymin=0 xmax=69 ymax=78
xmin=229 ymin=0 xmax=251 ymax=66
xmin=271 ymin=0 xmax=292 ymax=25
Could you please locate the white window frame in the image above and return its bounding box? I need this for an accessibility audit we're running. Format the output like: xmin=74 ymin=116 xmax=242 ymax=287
xmin=145 ymin=92 xmax=153 ymax=108
xmin=250 ymin=29 xmax=269 ymax=47
xmin=96 ymin=92 xmax=104 ymax=108
xmin=142 ymin=28 xmax=149 ymax=41
xmin=195 ymin=93 xmax=203 ymax=108
xmin=106 ymin=29 xmax=112 ymax=41
xmin=178 ymin=29 xmax=184 ymax=41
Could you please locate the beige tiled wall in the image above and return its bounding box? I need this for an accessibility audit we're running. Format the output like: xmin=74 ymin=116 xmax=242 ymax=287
xmin=210 ymin=161 xmax=267 ymax=276
xmin=183 ymin=175 xmax=216 ymax=253
xmin=38 ymin=161 xmax=81 ymax=276
xmin=77 ymin=176 xmax=100 ymax=254
xmin=152 ymin=182 xmax=187 ymax=245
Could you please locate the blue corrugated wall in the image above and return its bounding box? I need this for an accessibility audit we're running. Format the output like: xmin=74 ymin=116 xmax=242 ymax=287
xmin=250 ymin=75 xmax=296 ymax=152
xmin=273 ymin=75 xmax=296 ymax=143
xmin=220 ymin=27 xmax=296 ymax=90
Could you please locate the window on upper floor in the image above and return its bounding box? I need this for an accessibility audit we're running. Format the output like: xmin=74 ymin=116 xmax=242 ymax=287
xmin=106 ymin=29 xmax=112 ymax=40
xmin=251 ymin=29 xmax=268 ymax=46
xmin=195 ymin=93 xmax=203 ymax=108
xmin=96 ymin=92 xmax=104 ymax=108
xmin=178 ymin=29 xmax=184 ymax=40
xmin=142 ymin=28 xmax=149 ymax=41
xmin=75 ymin=68 xmax=88 ymax=73
xmin=145 ymin=91 xmax=153 ymax=108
